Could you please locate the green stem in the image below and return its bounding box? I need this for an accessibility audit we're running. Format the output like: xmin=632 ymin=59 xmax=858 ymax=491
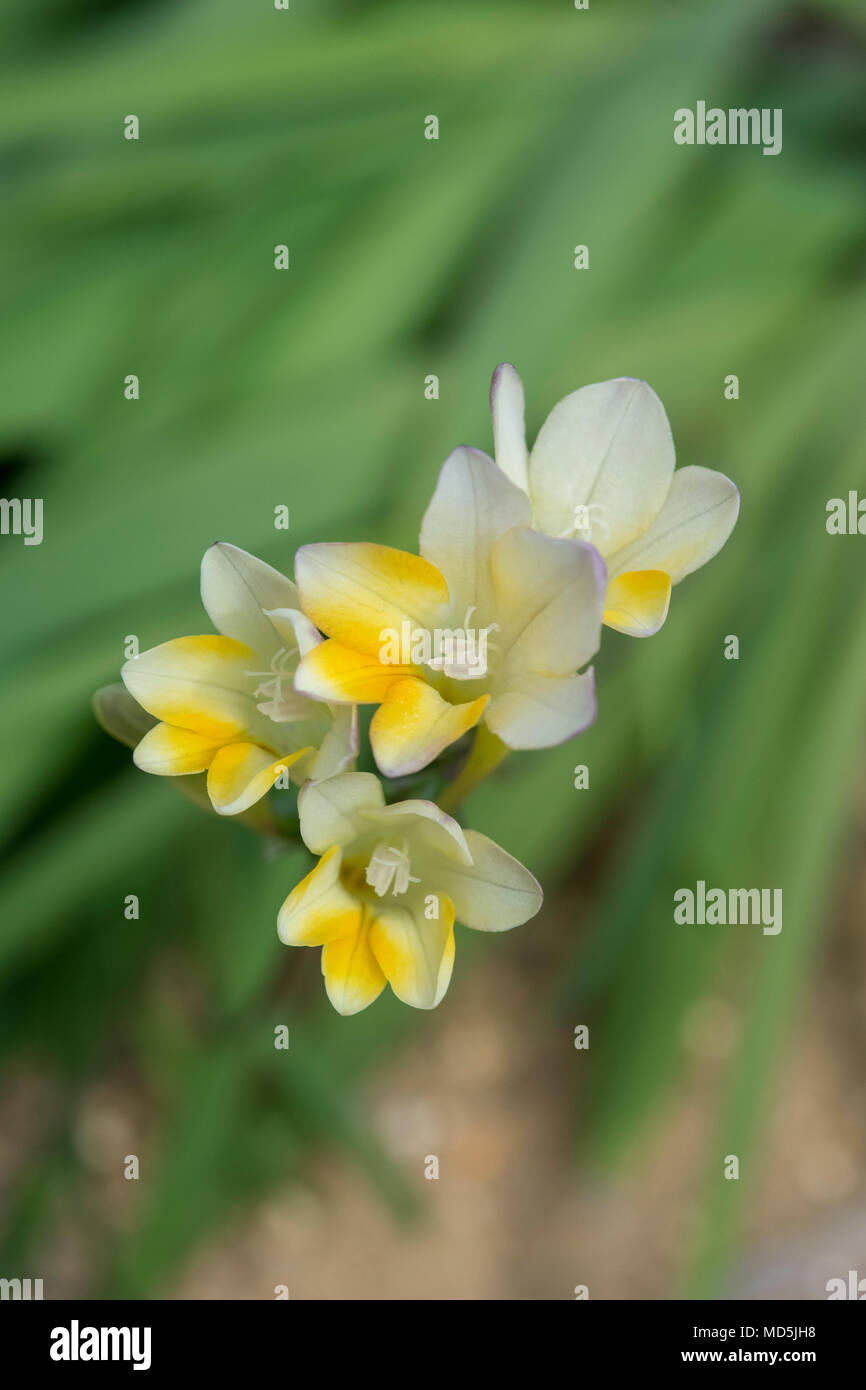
xmin=437 ymin=723 xmax=509 ymax=814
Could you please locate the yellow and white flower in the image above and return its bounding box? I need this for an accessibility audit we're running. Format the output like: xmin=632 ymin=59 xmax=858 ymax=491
xmin=278 ymin=771 xmax=542 ymax=1014
xmin=121 ymin=543 xmax=357 ymax=814
xmin=489 ymin=364 xmax=740 ymax=636
xmin=293 ymin=448 xmax=605 ymax=778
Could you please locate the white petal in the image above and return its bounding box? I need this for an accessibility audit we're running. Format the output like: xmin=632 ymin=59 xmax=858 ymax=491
xmin=490 ymin=526 xmax=605 ymax=676
xmin=263 ymin=606 xmax=322 ymax=658
xmin=201 ymin=542 xmax=300 ymax=657
xmin=490 ymin=363 xmax=529 ymax=493
xmin=427 ymin=828 xmax=542 ymax=932
xmin=608 ymin=466 xmax=740 ymax=584
xmin=297 ymin=771 xmax=384 ymax=855
xmin=306 ymin=703 xmax=359 ymax=781
xmin=486 ymin=669 xmax=597 ymax=749
xmin=361 ymin=796 xmax=472 ymax=864
xmin=419 ymin=446 xmax=531 ymax=617
xmin=529 ymin=378 xmax=675 ymax=554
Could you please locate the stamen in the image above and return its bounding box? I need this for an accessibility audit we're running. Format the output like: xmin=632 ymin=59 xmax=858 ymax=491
xmin=365 ymin=843 xmax=420 ymax=897
xmin=245 ymin=644 xmax=307 ymax=721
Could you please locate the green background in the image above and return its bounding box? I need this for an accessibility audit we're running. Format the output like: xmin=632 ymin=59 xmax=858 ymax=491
xmin=1 ymin=0 xmax=865 ymax=1298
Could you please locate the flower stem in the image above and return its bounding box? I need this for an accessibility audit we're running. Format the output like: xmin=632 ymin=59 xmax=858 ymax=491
xmin=437 ymin=723 xmax=509 ymax=814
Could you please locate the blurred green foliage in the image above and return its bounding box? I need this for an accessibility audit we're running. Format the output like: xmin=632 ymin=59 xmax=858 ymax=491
xmin=1 ymin=0 xmax=865 ymax=1297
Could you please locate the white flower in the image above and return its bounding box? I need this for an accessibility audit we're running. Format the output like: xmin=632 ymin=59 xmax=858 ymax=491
xmin=489 ymin=364 xmax=740 ymax=635
xmin=278 ymin=772 xmax=542 ymax=1014
xmin=121 ymin=543 xmax=357 ymax=814
xmin=292 ymin=449 xmax=605 ymax=777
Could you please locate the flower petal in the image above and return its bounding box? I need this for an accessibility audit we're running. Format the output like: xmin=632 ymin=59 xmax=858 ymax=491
xmin=295 ymin=638 xmax=411 ymax=704
xmin=486 ymin=669 xmax=597 ymax=748
xmin=362 ymin=796 xmax=472 ymax=864
xmin=200 ymin=542 xmax=301 ymax=657
xmin=263 ymin=606 xmax=322 ymax=658
xmin=305 ymin=703 xmax=359 ymax=782
xmin=490 ymin=363 xmax=529 ymax=494
xmin=490 ymin=526 xmax=605 ymax=676
xmin=207 ymin=741 xmax=310 ymax=815
xmin=608 ymin=466 xmax=740 ymax=584
xmin=122 ymin=635 xmax=259 ymax=740
xmin=425 ymin=828 xmax=542 ymax=932
xmin=529 ymin=378 xmax=675 ymax=553
xmin=369 ymin=897 xmax=455 ymax=1010
xmin=133 ymin=722 xmax=225 ymax=775
xmin=295 ymin=542 xmax=449 ymax=658
xmin=298 ymin=771 xmax=386 ymax=855
xmin=278 ymin=846 xmax=362 ymax=946
xmin=93 ymin=683 xmax=156 ymax=750
xmin=419 ymin=446 xmax=531 ymax=617
xmin=370 ymin=678 xmax=488 ymax=778
xmin=603 ymin=569 xmax=672 ymax=636
xmin=322 ymin=910 xmax=388 ymax=1016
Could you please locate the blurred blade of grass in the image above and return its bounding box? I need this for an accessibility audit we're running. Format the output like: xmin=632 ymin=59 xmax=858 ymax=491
xmin=681 ymin=529 xmax=866 ymax=1295
xmin=564 ymin=385 xmax=866 ymax=1186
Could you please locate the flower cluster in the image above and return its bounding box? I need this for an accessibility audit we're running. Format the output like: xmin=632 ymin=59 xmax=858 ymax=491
xmin=96 ymin=367 xmax=738 ymax=1014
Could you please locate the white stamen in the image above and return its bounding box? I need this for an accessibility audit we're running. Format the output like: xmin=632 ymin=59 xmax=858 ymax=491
xmin=245 ymin=644 xmax=307 ymax=721
xmin=365 ymin=843 xmax=421 ymax=897
xmin=425 ymin=605 xmax=501 ymax=680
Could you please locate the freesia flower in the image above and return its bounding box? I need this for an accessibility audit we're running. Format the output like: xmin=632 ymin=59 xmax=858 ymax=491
xmin=488 ymin=364 xmax=739 ymax=636
xmin=292 ymin=448 xmax=605 ymax=778
xmin=278 ymin=771 xmax=542 ymax=1013
xmin=121 ymin=543 xmax=357 ymax=814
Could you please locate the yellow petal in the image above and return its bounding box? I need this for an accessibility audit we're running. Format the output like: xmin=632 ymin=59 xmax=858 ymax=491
xmin=370 ymin=677 xmax=488 ymax=777
xmin=369 ymin=896 xmax=455 ymax=1010
xmin=207 ymin=741 xmax=310 ymax=816
xmin=133 ymin=722 xmax=225 ymax=775
xmin=603 ymin=569 xmax=672 ymax=637
xmin=122 ymin=635 xmax=258 ymax=740
xmin=322 ymin=907 xmax=387 ymax=1015
xmin=277 ymin=846 xmax=362 ymax=946
xmin=295 ymin=638 xmax=411 ymax=704
xmin=294 ymin=542 xmax=449 ymax=658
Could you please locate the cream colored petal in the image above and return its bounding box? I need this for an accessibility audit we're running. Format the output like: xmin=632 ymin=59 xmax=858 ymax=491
xmin=121 ymin=635 xmax=258 ymax=740
xmin=200 ymin=542 xmax=300 ymax=656
xmin=419 ymin=446 xmax=531 ymax=616
xmin=306 ymin=703 xmax=359 ymax=782
xmin=207 ymin=741 xmax=309 ymax=816
xmin=360 ymin=795 xmax=472 ymax=864
xmin=295 ymin=542 xmax=450 ymax=658
xmin=369 ymin=897 xmax=455 ymax=1011
xmin=490 ymin=526 xmax=605 ymax=677
xmin=423 ymin=828 xmax=542 ymax=932
xmin=490 ymin=363 xmax=529 ymax=493
xmin=603 ymin=570 xmax=671 ymax=636
xmin=370 ymin=678 xmax=488 ymax=778
xmin=607 ymin=466 xmax=740 ymax=584
xmin=297 ymin=771 xmax=386 ymax=855
xmin=529 ymin=378 xmax=675 ymax=553
xmin=486 ymin=669 xmax=597 ymax=749
xmin=133 ymin=722 xmax=225 ymax=775
xmin=263 ymin=606 xmax=322 ymax=658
